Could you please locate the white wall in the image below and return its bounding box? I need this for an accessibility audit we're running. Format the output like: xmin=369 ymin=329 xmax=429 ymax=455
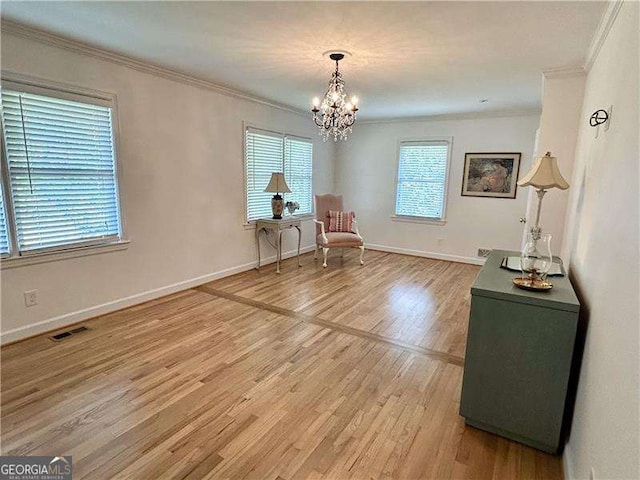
xmin=562 ymin=2 xmax=639 ymax=479
xmin=334 ymin=114 xmax=540 ymax=263
xmin=533 ymin=73 xmax=586 ymax=257
xmin=0 ymin=33 xmax=334 ymax=342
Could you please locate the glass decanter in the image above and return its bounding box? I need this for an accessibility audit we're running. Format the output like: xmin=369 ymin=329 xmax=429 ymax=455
xmin=518 ymin=233 xmax=553 ymax=289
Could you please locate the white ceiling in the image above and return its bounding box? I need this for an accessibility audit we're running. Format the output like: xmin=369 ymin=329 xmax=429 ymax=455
xmin=1 ymin=1 xmax=605 ymax=120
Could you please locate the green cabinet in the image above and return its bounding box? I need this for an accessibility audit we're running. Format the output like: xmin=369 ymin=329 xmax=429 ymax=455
xmin=460 ymin=249 xmax=580 ymax=454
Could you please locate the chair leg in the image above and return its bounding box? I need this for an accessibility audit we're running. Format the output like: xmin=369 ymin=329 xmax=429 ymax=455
xmin=359 ymin=245 xmax=365 ymax=265
xmin=322 ymin=247 xmax=329 ymax=268
xmin=314 ymin=244 xmax=318 ymax=260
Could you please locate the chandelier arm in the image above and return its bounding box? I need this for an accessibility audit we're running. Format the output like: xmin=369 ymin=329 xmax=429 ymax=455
xmin=323 ymin=116 xmax=334 ymax=130
xmin=346 ymin=114 xmax=357 ymax=127
xmin=312 ymin=114 xmax=324 ymax=128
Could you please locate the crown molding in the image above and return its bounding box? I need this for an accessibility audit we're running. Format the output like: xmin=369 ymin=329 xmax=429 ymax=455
xmin=0 ymin=19 xmax=566 ymax=125
xmin=358 ymin=108 xmax=541 ymax=125
xmin=0 ymin=20 xmax=308 ymax=117
xmin=584 ymin=0 xmax=624 ymax=72
xmin=542 ymin=66 xmax=587 ymax=79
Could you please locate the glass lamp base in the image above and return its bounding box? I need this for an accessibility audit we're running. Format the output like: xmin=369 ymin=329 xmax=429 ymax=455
xmin=513 ymin=277 xmax=553 ymax=291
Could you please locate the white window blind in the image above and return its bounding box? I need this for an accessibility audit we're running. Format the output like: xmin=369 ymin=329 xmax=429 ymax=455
xmin=395 ymin=140 xmax=450 ymax=219
xmin=284 ymin=137 xmax=313 ymax=215
xmin=0 ymin=189 xmax=9 ymax=256
xmin=245 ymin=128 xmax=284 ymax=222
xmin=1 ymin=88 xmax=121 ymax=253
xmin=245 ymin=127 xmax=313 ymax=222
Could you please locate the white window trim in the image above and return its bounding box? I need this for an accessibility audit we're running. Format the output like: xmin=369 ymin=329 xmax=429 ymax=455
xmin=242 ymin=121 xmax=315 ymax=226
xmin=0 ymin=71 xmax=129 ymax=265
xmin=390 ymin=215 xmax=447 ymax=226
xmin=0 ymin=240 xmax=130 ymax=270
xmin=392 ymin=136 xmax=453 ymax=224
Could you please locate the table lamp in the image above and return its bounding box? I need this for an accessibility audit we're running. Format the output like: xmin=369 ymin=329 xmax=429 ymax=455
xmin=264 ymin=172 xmax=291 ymax=219
xmin=518 ymin=151 xmax=569 ymax=239
xmin=514 ymin=152 xmax=569 ymax=290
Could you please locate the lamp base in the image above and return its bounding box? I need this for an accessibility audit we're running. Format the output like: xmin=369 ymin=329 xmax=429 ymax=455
xmin=271 ymin=194 xmax=284 ymax=219
xmin=513 ymin=277 xmax=553 ymax=291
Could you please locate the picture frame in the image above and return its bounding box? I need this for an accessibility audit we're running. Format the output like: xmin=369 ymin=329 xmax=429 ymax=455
xmin=461 ymin=152 xmax=521 ymax=198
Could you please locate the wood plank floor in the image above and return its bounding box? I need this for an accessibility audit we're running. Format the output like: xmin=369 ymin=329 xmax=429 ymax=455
xmin=206 ymin=250 xmax=479 ymax=360
xmin=0 ymin=250 xmax=563 ymax=479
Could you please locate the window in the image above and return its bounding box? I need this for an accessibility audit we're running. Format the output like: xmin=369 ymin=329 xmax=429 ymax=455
xmin=0 ymin=188 xmax=9 ymax=257
xmin=284 ymin=136 xmax=313 ymax=216
xmin=245 ymin=127 xmax=313 ymax=222
xmin=0 ymin=80 xmax=122 ymax=257
xmin=394 ymin=139 xmax=451 ymax=221
xmin=245 ymin=129 xmax=283 ymax=222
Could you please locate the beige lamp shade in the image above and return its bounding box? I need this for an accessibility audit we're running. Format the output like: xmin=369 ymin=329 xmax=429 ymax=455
xmin=264 ymin=172 xmax=291 ymax=193
xmin=518 ymin=152 xmax=569 ymax=190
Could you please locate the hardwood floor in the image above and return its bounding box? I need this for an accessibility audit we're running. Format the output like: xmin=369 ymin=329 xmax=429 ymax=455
xmin=0 ymin=250 xmax=563 ymax=479
xmin=206 ymin=250 xmax=479 ymax=360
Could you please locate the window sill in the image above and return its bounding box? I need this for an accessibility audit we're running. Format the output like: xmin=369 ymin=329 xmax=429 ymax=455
xmin=391 ymin=215 xmax=447 ymax=226
xmin=0 ymin=240 xmax=130 ymax=270
xmin=243 ymin=213 xmax=315 ymax=230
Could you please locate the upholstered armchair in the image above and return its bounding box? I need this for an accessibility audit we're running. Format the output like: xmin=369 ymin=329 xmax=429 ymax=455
xmin=313 ymin=194 xmax=365 ymax=268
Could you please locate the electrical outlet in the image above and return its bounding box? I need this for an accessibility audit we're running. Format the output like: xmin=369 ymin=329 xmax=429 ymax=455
xmin=24 ymin=290 xmax=38 ymax=307
xmin=477 ymin=248 xmax=492 ymax=258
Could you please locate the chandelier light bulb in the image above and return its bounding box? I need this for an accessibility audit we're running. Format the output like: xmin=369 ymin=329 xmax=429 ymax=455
xmin=312 ymin=97 xmax=320 ymax=108
xmin=345 ymin=102 xmax=353 ymax=111
xmin=351 ymin=95 xmax=358 ymax=106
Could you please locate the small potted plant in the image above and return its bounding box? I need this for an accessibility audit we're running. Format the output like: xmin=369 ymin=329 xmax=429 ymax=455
xmin=285 ymin=201 xmax=300 ymax=216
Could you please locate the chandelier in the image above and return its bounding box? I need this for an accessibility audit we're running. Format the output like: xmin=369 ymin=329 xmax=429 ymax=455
xmin=311 ymin=52 xmax=359 ymax=142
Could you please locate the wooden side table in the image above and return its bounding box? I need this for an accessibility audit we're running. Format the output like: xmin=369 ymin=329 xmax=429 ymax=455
xmin=255 ymin=217 xmax=302 ymax=274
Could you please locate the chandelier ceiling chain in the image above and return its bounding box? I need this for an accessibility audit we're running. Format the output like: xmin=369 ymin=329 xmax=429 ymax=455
xmin=311 ymin=53 xmax=359 ymax=142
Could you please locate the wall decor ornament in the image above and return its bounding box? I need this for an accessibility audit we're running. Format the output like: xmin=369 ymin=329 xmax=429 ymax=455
xmin=461 ymin=152 xmax=521 ymax=199
xmin=589 ymin=109 xmax=609 ymax=127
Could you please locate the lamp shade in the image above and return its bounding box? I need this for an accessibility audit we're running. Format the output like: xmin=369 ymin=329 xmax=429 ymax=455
xmin=264 ymin=172 xmax=291 ymax=193
xmin=517 ymin=152 xmax=569 ymax=190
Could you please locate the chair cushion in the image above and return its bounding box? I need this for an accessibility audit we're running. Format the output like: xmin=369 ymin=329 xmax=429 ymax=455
xmin=315 ymin=194 xmax=343 ymax=236
xmin=328 ymin=210 xmax=355 ymax=232
xmin=317 ymin=232 xmax=363 ymax=247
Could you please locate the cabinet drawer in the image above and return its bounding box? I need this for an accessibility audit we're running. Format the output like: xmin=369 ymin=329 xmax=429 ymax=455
xmin=279 ymin=222 xmax=297 ymax=230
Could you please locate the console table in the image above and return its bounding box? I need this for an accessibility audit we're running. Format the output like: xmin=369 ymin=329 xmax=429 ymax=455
xmin=255 ymin=217 xmax=302 ymax=274
xmin=460 ymin=249 xmax=580 ymax=453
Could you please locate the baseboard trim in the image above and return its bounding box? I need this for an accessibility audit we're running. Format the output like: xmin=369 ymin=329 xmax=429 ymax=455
xmin=563 ymin=444 xmax=573 ymax=480
xmin=366 ymin=243 xmax=486 ymax=266
xmin=0 ymin=245 xmax=314 ymax=345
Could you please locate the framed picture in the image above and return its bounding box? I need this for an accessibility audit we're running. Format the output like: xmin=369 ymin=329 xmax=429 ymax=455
xmin=461 ymin=152 xmax=521 ymax=198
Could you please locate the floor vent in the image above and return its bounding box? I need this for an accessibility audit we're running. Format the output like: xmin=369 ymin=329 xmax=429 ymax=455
xmin=69 ymin=326 xmax=89 ymax=334
xmin=49 ymin=325 xmax=90 ymax=342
